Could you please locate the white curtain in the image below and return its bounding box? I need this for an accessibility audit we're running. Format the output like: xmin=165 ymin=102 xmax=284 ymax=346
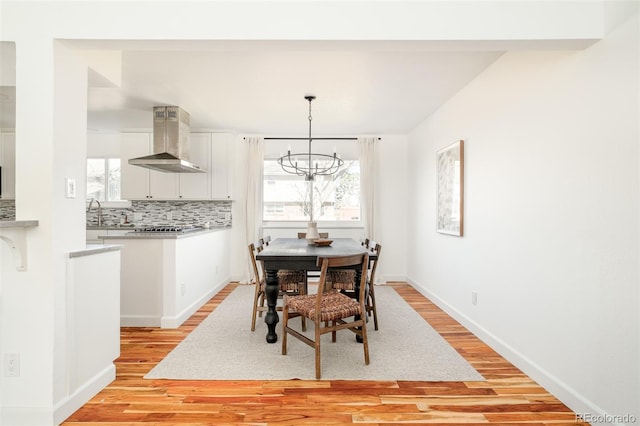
xmin=358 ymin=137 xmax=377 ymax=241
xmin=245 ymin=137 xmax=264 ymax=282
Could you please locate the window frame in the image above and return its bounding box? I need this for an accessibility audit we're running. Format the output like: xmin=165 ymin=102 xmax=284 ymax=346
xmin=261 ymin=157 xmax=363 ymax=227
xmin=86 ymin=157 xmax=130 ymax=208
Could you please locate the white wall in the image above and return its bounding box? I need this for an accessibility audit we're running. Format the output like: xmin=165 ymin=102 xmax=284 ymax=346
xmin=407 ymin=9 xmax=639 ymax=423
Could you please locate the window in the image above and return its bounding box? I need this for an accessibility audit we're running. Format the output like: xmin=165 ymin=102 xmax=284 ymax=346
xmin=263 ymin=159 xmax=361 ymax=222
xmin=87 ymin=158 xmax=121 ymax=201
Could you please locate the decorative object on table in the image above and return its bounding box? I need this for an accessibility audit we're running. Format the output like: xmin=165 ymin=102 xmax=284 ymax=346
xmin=305 ymin=221 xmax=320 ymax=245
xmin=313 ymin=238 xmax=333 ymax=247
xmin=436 ymin=140 xmax=464 ymax=236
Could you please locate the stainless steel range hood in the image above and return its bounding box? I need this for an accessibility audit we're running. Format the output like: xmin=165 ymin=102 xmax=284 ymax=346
xmin=128 ymin=106 xmax=205 ymax=173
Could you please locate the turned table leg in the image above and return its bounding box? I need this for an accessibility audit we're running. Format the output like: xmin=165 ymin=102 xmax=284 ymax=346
xmin=264 ymin=268 xmax=279 ymax=343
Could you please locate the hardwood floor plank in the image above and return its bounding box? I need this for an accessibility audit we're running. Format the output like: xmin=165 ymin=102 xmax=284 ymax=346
xmin=62 ymin=282 xmax=584 ymax=425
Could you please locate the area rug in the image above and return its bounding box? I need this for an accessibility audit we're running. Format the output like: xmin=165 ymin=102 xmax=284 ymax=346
xmin=145 ymin=285 xmax=485 ymax=381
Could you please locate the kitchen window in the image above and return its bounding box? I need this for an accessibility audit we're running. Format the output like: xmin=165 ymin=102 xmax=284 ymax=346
xmin=263 ymin=159 xmax=361 ymax=222
xmin=87 ymin=158 xmax=121 ymax=201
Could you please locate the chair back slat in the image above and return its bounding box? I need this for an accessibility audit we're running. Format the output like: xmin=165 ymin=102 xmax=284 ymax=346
xmin=248 ymin=240 xmax=264 ymax=284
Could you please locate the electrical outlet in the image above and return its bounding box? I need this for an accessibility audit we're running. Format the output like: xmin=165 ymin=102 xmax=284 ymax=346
xmin=166 ymin=211 xmax=173 ymax=220
xmin=471 ymin=292 xmax=478 ymax=306
xmin=180 ymin=283 xmax=186 ymax=296
xmin=4 ymin=353 xmax=20 ymax=377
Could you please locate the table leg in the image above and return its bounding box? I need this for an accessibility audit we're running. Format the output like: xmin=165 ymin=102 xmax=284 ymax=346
xmin=264 ymin=268 xmax=279 ymax=343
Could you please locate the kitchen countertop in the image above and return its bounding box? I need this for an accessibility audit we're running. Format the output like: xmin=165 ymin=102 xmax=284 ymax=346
xmin=0 ymin=220 xmax=39 ymax=228
xmin=98 ymin=226 xmax=231 ymax=240
xmin=69 ymin=244 xmax=123 ymax=258
xmin=86 ymin=225 xmax=139 ymax=230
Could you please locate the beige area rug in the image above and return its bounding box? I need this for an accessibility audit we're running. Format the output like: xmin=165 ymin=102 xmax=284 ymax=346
xmin=145 ymin=285 xmax=485 ymax=381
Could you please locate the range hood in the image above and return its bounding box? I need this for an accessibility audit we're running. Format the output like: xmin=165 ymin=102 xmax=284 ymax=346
xmin=128 ymin=106 xmax=205 ymax=173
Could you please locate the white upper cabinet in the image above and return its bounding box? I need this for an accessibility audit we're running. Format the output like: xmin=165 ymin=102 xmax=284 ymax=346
xmin=120 ymin=132 xmax=178 ymax=200
xmin=120 ymin=132 xmax=231 ymax=201
xmin=178 ymin=133 xmax=211 ymax=199
xmin=0 ymin=132 xmax=16 ymax=199
xmin=211 ymin=133 xmax=231 ymax=199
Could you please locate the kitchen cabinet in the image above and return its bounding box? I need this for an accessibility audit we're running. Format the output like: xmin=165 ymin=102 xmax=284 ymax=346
xmin=120 ymin=133 xmax=178 ymax=200
xmin=120 ymin=132 xmax=228 ymax=200
xmin=101 ymin=228 xmax=231 ymax=328
xmin=211 ymin=133 xmax=231 ymax=199
xmin=176 ymin=133 xmax=211 ymax=199
xmin=86 ymin=228 xmax=131 ymax=243
xmin=0 ymin=132 xmax=16 ymax=199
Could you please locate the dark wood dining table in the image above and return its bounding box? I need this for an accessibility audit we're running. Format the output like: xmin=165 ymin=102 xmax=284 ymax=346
xmin=255 ymin=237 xmax=376 ymax=343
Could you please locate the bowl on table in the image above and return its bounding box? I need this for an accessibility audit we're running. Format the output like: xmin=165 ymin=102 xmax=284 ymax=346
xmin=313 ymin=239 xmax=333 ymax=247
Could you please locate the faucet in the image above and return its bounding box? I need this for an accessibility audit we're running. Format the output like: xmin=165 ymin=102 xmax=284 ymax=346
xmin=87 ymin=198 xmax=103 ymax=227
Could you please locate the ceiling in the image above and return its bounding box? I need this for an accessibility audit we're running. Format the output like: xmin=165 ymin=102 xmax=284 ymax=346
xmin=4 ymin=40 xmax=507 ymax=135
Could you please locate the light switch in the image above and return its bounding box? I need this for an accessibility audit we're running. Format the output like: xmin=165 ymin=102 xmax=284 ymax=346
xmin=65 ymin=178 xmax=76 ymax=198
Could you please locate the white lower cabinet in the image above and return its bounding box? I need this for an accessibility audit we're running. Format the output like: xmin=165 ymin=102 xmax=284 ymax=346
xmin=101 ymin=229 xmax=231 ymax=328
xmin=86 ymin=229 xmax=131 ymax=243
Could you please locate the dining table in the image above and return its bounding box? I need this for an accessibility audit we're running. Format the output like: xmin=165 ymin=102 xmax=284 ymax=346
xmin=256 ymin=237 xmax=376 ymax=343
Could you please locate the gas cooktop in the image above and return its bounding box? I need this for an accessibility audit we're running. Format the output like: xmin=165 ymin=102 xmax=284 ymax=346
xmin=134 ymin=225 xmax=203 ymax=233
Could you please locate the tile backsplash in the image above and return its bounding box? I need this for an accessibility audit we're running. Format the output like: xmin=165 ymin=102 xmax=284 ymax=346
xmin=1 ymin=199 xmax=231 ymax=228
xmin=87 ymin=200 xmax=232 ymax=228
xmin=0 ymin=199 xmax=16 ymax=220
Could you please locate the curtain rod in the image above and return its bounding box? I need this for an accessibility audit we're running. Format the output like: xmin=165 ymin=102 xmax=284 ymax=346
xmin=243 ymin=137 xmax=381 ymax=140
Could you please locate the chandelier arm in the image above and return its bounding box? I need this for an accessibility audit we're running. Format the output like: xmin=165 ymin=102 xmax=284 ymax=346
xmin=278 ymin=154 xmax=310 ymax=177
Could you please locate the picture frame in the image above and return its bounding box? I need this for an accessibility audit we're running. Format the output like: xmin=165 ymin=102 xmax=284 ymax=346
xmin=436 ymin=140 xmax=464 ymax=236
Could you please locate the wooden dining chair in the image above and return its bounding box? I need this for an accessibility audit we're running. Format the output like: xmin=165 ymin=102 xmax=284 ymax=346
xmin=325 ymin=240 xmax=381 ymax=330
xmin=248 ymin=240 xmax=306 ymax=331
xmin=261 ymin=235 xmax=309 ymax=295
xmin=364 ymin=241 xmax=381 ymax=330
xmin=281 ymin=253 xmax=370 ymax=379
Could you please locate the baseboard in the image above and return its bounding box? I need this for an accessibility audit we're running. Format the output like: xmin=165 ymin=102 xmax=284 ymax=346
xmin=1 ymin=365 xmax=115 ymax=426
xmin=161 ymin=275 xmax=230 ymax=328
xmin=54 ymin=364 xmax=116 ymax=425
xmin=378 ymin=274 xmax=406 ymax=283
xmin=120 ymin=314 xmax=160 ymax=327
xmin=406 ymin=277 xmax=612 ymax=424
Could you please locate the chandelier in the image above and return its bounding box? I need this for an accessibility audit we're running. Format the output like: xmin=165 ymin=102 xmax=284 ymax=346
xmin=277 ymin=95 xmax=344 ymax=181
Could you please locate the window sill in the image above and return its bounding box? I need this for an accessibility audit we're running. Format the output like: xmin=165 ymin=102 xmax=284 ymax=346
xmin=262 ymin=221 xmax=363 ymax=229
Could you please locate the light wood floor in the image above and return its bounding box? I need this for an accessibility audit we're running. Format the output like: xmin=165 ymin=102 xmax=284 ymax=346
xmin=63 ymin=282 xmax=587 ymax=425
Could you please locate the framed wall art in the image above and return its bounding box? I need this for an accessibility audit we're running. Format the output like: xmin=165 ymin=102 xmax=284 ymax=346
xmin=436 ymin=140 xmax=464 ymax=236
